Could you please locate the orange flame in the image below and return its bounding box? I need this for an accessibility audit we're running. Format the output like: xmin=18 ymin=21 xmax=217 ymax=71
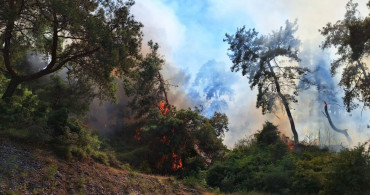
xmin=134 ymin=128 xmax=142 ymax=141
xmin=172 ymin=152 xmax=183 ymax=170
xmin=287 ymin=141 xmax=294 ymax=151
xmin=160 ymin=135 xmax=170 ymax=145
xmin=159 ymin=101 xmax=170 ymax=115
xmin=281 ymin=136 xmax=294 ymax=151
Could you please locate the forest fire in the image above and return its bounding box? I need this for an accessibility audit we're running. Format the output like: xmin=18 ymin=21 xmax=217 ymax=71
xmin=160 ymin=135 xmax=170 ymax=145
xmin=172 ymin=152 xmax=183 ymax=170
xmin=159 ymin=101 xmax=184 ymax=170
xmin=134 ymin=128 xmax=142 ymax=141
xmin=286 ymin=141 xmax=294 ymax=151
xmin=282 ymin=136 xmax=294 ymax=150
xmin=159 ymin=101 xmax=170 ymax=115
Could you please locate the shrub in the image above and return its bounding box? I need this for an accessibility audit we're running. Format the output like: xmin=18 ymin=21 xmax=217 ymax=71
xmin=322 ymin=143 xmax=370 ymax=195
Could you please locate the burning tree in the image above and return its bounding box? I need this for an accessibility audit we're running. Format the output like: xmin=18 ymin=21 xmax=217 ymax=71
xmin=144 ymin=106 xmax=228 ymax=173
xmin=124 ymin=41 xmax=168 ymax=119
xmin=225 ymin=20 xmax=309 ymax=145
xmin=320 ymin=0 xmax=370 ymax=112
xmin=124 ymin=41 xmax=228 ymax=173
xmin=323 ymin=101 xmax=352 ymax=144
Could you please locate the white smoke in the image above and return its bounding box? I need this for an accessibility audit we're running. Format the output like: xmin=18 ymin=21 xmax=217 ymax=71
xmin=129 ymin=0 xmax=370 ymax=148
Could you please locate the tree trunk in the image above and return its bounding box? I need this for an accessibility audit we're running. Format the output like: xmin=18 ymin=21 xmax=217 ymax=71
xmin=357 ymin=60 xmax=368 ymax=81
xmin=2 ymin=77 xmax=21 ymax=100
xmin=280 ymin=95 xmax=299 ymax=145
xmin=267 ymin=62 xmax=299 ymax=145
xmin=323 ymin=101 xmax=352 ymax=144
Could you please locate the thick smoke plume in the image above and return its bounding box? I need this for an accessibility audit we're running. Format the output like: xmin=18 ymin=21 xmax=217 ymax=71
xmin=295 ymin=45 xmax=370 ymax=147
xmin=187 ymin=60 xmax=235 ymax=117
xmin=87 ymin=0 xmax=370 ymax=148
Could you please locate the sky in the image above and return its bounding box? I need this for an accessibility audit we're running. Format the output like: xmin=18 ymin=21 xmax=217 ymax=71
xmin=130 ymin=0 xmax=370 ymax=148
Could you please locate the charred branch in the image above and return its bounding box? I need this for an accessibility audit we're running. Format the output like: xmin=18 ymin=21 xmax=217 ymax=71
xmin=323 ymin=101 xmax=352 ymax=144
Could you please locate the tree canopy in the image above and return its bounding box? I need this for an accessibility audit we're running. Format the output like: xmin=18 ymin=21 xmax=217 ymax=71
xmin=0 ymin=0 xmax=143 ymax=101
xmin=224 ymin=20 xmax=309 ymax=145
xmin=320 ymin=0 xmax=370 ymax=111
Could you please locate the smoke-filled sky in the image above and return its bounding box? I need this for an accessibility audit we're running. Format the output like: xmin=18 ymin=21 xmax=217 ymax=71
xmin=131 ymin=0 xmax=370 ymax=148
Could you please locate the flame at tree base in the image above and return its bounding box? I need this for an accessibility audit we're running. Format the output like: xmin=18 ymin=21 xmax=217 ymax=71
xmin=282 ymin=136 xmax=294 ymax=150
xmin=172 ymin=152 xmax=183 ymax=170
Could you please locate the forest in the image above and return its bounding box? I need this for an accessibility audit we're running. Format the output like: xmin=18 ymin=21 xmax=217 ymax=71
xmin=0 ymin=0 xmax=370 ymax=194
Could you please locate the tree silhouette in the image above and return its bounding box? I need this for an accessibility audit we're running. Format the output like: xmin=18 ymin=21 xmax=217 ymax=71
xmin=320 ymin=0 xmax=370 ymax=112
xmin=0 ymin=0 xmax=142 ymax=100
xmin=224 ymin=20 xmax=309 ymax=145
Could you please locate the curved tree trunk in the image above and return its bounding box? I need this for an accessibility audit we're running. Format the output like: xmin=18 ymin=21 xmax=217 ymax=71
xmin=267 ymin=62 xmax=299 ymax=145
xmin=2 ymin=77 xmax=21 ymax=100
xmin=323 ymin=101 xmax=352 ymax=144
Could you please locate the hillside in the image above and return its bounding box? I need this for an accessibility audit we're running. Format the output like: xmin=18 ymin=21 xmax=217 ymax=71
xmin=0 ymin=139 xmax=204 ymax=195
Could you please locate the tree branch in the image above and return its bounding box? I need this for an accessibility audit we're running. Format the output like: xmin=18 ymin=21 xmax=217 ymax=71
xmin=3 ymin=1 xmax=17 ymax=77
xmin=22 ymin=47 xmax=100 ymax=82
xmin=323 ymin=101 xmax=352 ymax=144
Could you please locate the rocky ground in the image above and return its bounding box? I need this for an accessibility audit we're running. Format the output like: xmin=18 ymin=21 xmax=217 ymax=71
xmin=0 ymin=139 xmax=204 ymax=194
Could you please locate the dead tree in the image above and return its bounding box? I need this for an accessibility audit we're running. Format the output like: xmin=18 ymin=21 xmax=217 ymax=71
xmin=323 ymin=101 xmax=352 ymax=144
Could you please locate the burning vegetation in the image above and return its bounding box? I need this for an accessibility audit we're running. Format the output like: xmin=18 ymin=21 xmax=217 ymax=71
xmin=1 ymin=0 xmax=370 ymax=194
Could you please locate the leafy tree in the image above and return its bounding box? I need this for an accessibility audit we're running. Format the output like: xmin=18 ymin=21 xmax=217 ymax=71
xmin=224 ymin=20 xmax=309 ymax=145
xmin=0 ymin=0 xmax=142 ymax=100
xmin=255 ymin=121 xmax=280 ymax=146
xmin=206 ymin=121 xmax=292 ymax=193
xmin=320 ymin=0 xmax=370 ymax=111
xmin=123 ymin=41 xmax=167 ymax=119
xmin=209 ymin=112 xmax=229 ymax=138
xmin=322 ymin=143 xmax=370 ymax=195
xmin=141 ymin=107 xmax=228 ymax=174
xmin=292 ymin=153 xmax=331 ymax=194
xmin=119 ymin=41 xmax=228 ymax=174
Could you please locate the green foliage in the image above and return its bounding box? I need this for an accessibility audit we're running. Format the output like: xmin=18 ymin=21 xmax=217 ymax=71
xmin=111 ymin=106 xmax=228 ymax=176
xmin=53 ymin=119 xmax=109 ymax=164
xmin=0 ymin=84 xmax=111 ymax=165
xmin=291 ymin=154 xmax=330 ymax=194
xmin=35 ymin=75 xmax=94 ymax=117
xmin=206 ymin=122 xmax=290 ymax=193
xmin=224 ymin=20 xmax=309 ymax=144
xmin=0 ymin=86 xmax=50 ymax=143
xmin=224 ymin=20 xmax=307 ymax=114
xmin=1 ymin=0 xmax=143 ymax=101
xmin=182 ymin=176 xmax=199 ymax=188
xmin=320 ymin=0 xmax=370 ymax=111
xmin=322 ymin=143 xmax=370 ymax=195
xmin=263 ymin=165 xmax=292 ymax=194
xmin=123 ymin=41 xmax=166 ymax=118
xmin=255 ymin=121 xmax=280 ymax=146
xmin=145 ymin=107 xmax=227 ymax=175
xmin=206 ymin=122 xmax=370 ymax=194
xmin=209 ymin=112 xmax=229 ymax=138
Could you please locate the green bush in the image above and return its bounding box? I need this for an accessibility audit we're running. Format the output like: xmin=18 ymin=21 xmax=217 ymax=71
xmin=322 ymin=144 xmax=370 ymax=195
xmin=207 ymin=122 xmax=370 ymax=194
xmin=263 ymin=165 xmax=291 ymax=194
xmin=182 ymin=176 xmax=199 ymax=188
xmin=0 ymin=88 xmax=48 ymax=133
xmin=53 ymin=119 xmax=110 ymax=164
